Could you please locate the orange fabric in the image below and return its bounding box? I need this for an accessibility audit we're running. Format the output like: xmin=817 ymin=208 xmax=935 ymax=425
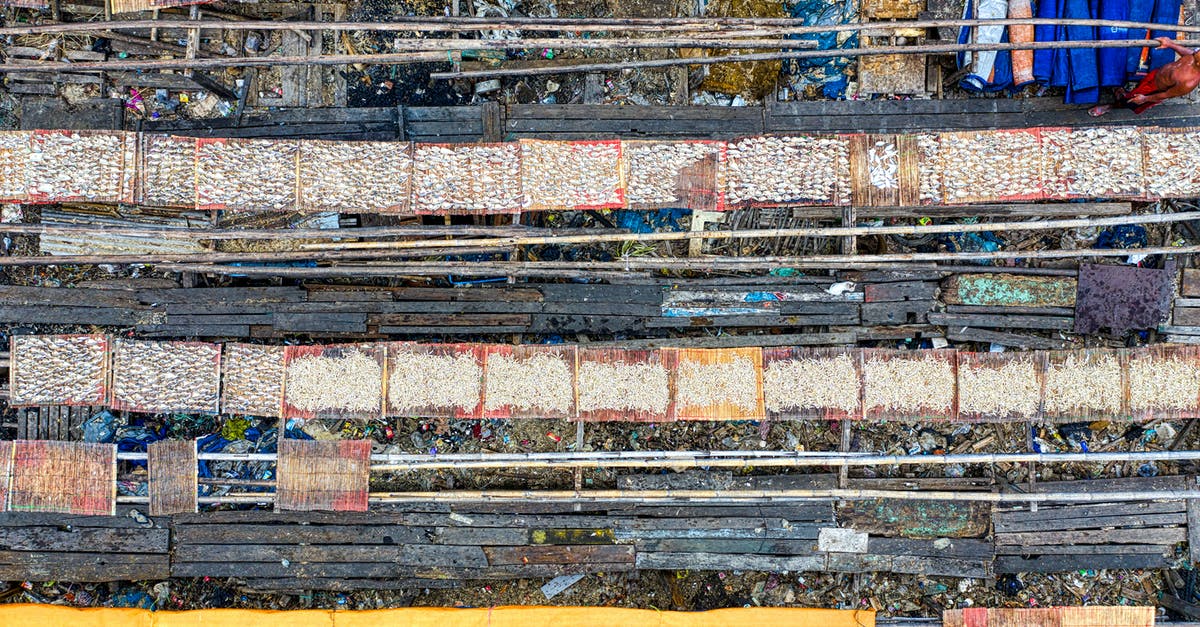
xmin=0 ymin=604 xmax=874 ymax=627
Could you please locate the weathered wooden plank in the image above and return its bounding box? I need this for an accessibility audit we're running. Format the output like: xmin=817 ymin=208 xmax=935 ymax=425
xmin=0 ymin=527 xmax=167 ymax=553
xmin=484 ymin=544 xmax=633 ymax=565
xmin=995 ymin=527 xmax=1186 ymax=545
xmin=994 ymin=512 xmax=1187 ymax=534
xmin=994 ymin=543 xmax=1173 ymax=555
xmin=606 ymin=503 xmax=834 ymax=521
xmin=614 ymin=526 xmax=823 ymax=541
xmin=945 ymin=327 xmax=1070 ymax=350
xmin=635 ymin=538 xmax=818 ymax=555
xmin=1183 ymin=269 xmax=1200 ymax=298
xmin=867 ymin=537 xmax=993 ymax=560
xmin=137 ymin=286 xmax=306 ymax=304
xmin=0 ymin=552 xmax=170 ymax=581
xmin=864 ymin=281 xmax=938 ymax=303
xmin=837 ymin=500 xmax=990 ymax=539
xmin=928 ymin=312 xmax=1075 ymax=330
xmin=1188 ymin=499 xmax=1200 ymax=565
xmin=173 ymin=543 xmax=489 ymax=567
xmin=241 ymin=577 xmax=461 ymax=591
xmin=995 ymin=553 xmax=1169 ymax=573
xmin=941 ymin=274 xmax=1077 ymax=307
xmin=635 ymin=551 xmax=824 ymax=571
xmin=0 ymin=305 xmax=156 ymax=326
xmin=432 ymin=527 xmax=531 ymax=546
xmin=945 ymin=305 xmax=1077 ymax=316
xmin=1175 ymin=307 xmax=1200 ymax=327
xmin=174 ymin=560 xmax=633 ymax=579
xmin=136 ymin=324 xmax=252 ymax=337
xmin=368 ymin=313 xmax=532 ymax=326
xmin=273 ymin=312 xmax=368 ymax=333
xmin=173 ymin=524 xmax=429 ymax=545
xmin=0 ymin=286 xmax=143 ymax=308
xmin=994 ymin=500 xmax=1186 ymax=523
xmin=860 ymin=300 xmax=934 ymax=325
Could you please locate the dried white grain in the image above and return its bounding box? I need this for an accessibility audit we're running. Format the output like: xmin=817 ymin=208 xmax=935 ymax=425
xmin=1043 ymin=353 xmax=1122 ymax=414
xmin=578 ymin=360 xmax=670 ymax=413
xmin=763 ymin=355 xmax=859 ymax=413
xmin=388 ymin=352 xmax=482 ymax=412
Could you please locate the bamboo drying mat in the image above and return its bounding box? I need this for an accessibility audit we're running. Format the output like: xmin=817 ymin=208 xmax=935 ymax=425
xmin=667 ymin=347 xmax=765 ymax=421
xmin=139 ymin=134 xmax=197 ymax=207
xmin=221 ymin=343 xmax=285 ymax=417
xmin=298 ymin=140 xmax=412 ymax=213
xmin=386 ymin=342 xmax=484 ymax=419
xmin=937 ymin=129 xmax=1044 ymax=204
xmin=110 ymin=339 xmax=221 ymax=414
xmin=281 ymin=344 xmax=386 ymax=420
xmin=577 ymin=348 xmax=673 ymax=422
xmin=762 ymin=347 xmax=861 ymax=421
xmin=0 ymin=131 xmax=30 ymax=201
xmin=623 ymin=140 xmax=726 ymax=212
xmin=9 ymin=440 xmax=115 ymax=516
xmin=1040 ymin=348 xmax=1128 ymax=422
xmin=1040 ymin=126 xmax=1146 ymax=200
xmin=148 ymin=439 xmax=197 ymax=515
xmin=1126 ymin=344 xmax=1200 ymax=421
xmin=846 ymin=134 xmax=920 ymax=207
xmin=412 ymin=143 xmax=524 ymax=215
xmin=0 ymin=441 xmax=12 ymax=512
xmin=915 ymin=133 xmax=942 ymax=204
xmin=725 ymin=135 xmax=850 ymax=208
xmin=25 ymin=130 xmax=135 ymax=204
xmin=482 ymin=345 xmax=577 ymax=419
xmin=519 ymin=139 xmax=625 ymax=211
xmin=110 ymin=0 xmax=212 ymax=13
xmin=275 ymin=439 xmax=371 ymax=512
xmin=1141 ymin=126 xmax=1200 ymax=198
xmin=944 ymin=606 xmax=1154 ymax=626
xmin=9 ymin=334 xmax=109 ymax=407
xmin=955 ymin=351 xmax=1042 ymax=422
xmin=861 ymin=349 xmax=958 ymax=421
xmin=196 ymin=138 xmax=299 ymax=211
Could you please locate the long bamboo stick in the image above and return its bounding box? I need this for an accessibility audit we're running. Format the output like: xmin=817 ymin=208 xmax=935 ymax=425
xmin=1 ymin=17 xmax=1195 ymax=36
xmin=431 ymin=38 xmax=1200 ymax=79
xmin=300 ymin=211 xmax=1200 ymax=252
xmin=0 ymin=50 xmax=466 ymax=72
xmin=150 ymin=244 xmax=1200 ymax=277
xmin=0 ymin=222 xmax=622 ymax=240
xmin=0 ymin=246 xmax=511 ymax=266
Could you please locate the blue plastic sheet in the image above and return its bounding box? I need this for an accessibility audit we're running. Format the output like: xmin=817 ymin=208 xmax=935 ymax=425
xmin=784 ymin=0 xmax=857 ymax=98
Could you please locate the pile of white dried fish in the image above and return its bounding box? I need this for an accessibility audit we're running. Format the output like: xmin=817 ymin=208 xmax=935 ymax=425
xmin=916 ymin=134 xmax=942 ymax=203
xmin=221 ymin=344 xmax=285 ymax=416
xmin=725 ymin=135 xmax=848 ymax=205
xmin=284 ymin=349 xmax=383 ymax=415
xmin=10 ymin=335 xmax=107 ymax=406
xmin=388 ymin=350 xmax=483 ymax=414
xmin=939 ymin=131 xmax=1042 ymax=202
xmin=111 ymin=339 xmax=220 ymax=413
xmin=1043 ymin=352 xmax=1123 ymax=416
xmin=1143 ymin=129 xmax=1200 ymax=197
xmin=197 ymin=138 xmax=298 ymax=211
xmin=0 ymin=131 xmax=30 ymax=200
xmin=862 ymin=353 xmax=955 ymax=414
xmin=520 ymin=141 xmax=623 ymax=209
xmin=577 ymin=359 xmax=670 ymax=414
xmin=675 ymin=355 xmax=760 ymax=413
xmin=957 ymin=356 xmax=1040 ymax=419
xmin=1041 ymin=127 xmax=1144 ymax=198
xmin=625 ymin=141 xmax=721 ymax=207
xmin=763 ymin=353 xmax=860 ymax=414
xmin=412 ymin=143 xmax=523 ymax=213
xmin=141 ymin=135 xmax=196 ymax=207
xmin=1128 ymin=351 xmax=1200 ymax=413
xmin=299 ymin=141 xmax=411 ymax=213
xmin=28 ymin=131 xmax=130 ymax=202
xmin=483 ymin=352 xmax=574 ymax=414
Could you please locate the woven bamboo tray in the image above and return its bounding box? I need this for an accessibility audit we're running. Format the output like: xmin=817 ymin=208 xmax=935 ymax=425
xmin=956 ymin=351 xmax=1042 ymax=422
xmin=9 ymin=334 xmax=109 ymax=407
xmin=196 ymin=137 xmax=299 ymax=211
xmin=520 ymin=139 xmax=625 ymax=211
xmin=482 ymin=344 xmax=577 ymax=419
xmin=26 ymin=130 xmax=135 ymax=204
xmin=667 ymin=347 xmax=765 ymax=421
xmin=1040 ymin=348 xmax=1128 ymax=422
xmin=623 ymin=140 xmax=727 ymax=212
xmin=1142 ymin=126 xmax=1200 ymax=198
xmin=282 ymin=344 xmax=386 ymax=420
xmin=1126 ymin=344 xmax=1200 ymax=421
xmin=762 ymin=347 xmax=862 ymax=421
xmin=577 ymin=348 xmax=673 ymax=422
xmin=9 ymin=440 xmax=115 ymax=516
xmin=276 ymin=439 xmax=371 ymax=512
xmin=298 ymin=140 xmax=412 ymax=213
xmin=110 ymin=339 xmax=221 ymax=414
xmin=412 ymin=142 xmax=524 ymax=215
xmin=386 ymin=342 xmax=485 ymax=419
xmin=861 ymin=349 xmax=958 ymax=421
xmin=139 ymin=134 xmax=197 ymax=207
xmin=221 ymin=343 xmax=285 ymax=417
xmin=845 ymin=134 xmax=921 ymax=207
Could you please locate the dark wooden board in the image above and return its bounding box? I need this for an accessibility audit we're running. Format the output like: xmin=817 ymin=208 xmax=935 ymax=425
xmin=0 ymin=526 xmax=168 ymax=553
xmin=928 ymin=312 xmax=1074 ymax=330
xmin=483 ymin=544 xmax=634 ymax=565
xmin=837 ymin=500 xmax=990 ymax=539
xmin=995 ymin=552 xmax=1170 ymax=573
xmin=173 ymin=524 xmax=429 ymax=545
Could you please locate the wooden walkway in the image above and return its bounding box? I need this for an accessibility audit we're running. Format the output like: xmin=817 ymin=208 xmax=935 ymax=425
xmin=127 ymin=97 xmax=1200 ymax=142
xmin=0 ymin=474 xmax=1186 ymax=590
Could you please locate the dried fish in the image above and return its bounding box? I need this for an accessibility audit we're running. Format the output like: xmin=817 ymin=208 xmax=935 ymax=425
xmin=939 ymin=131 xmax=1041 ymax=201
xmin=141 ymin=135 xmax=196 ymax=207
xmin=725 ymin=135 xmax=849 ymax=205
xmin=764 ymin=354 xmax=859 ymax=413
xmin=1143 ymin=129 xmax=1200 ymax=197
xmin=222 ymin=344 xmax=285 ymax=416
xmin=916 ymin=133 xmax=941 ymax=202
xmin=111 ymin=339 xmax=220 ymax=413
xmin=520 ymin=140 xmax=623 ymax=210
xmin=0 ymin=131 xmax=31 ymax=201
xmin=284 ymin=349 xmax=382 ymax=414
xmin=388 ymin=350 xmax=482 ymax=413
xmin=484 ymin=352 xmax=574 ymax=414
xmin=28 ymin=131 xmax=128 ymax=202
xmin=197 ymin=138 xmax=298 ymax=211
xmin=625 ymin=141 xmax=721 ymax=206
xmin=577 ymin=360 xmax=670 ymax=413
xmin=412 ymin=143 xmax=523 ymax=213
xmin=676 ymin=356 xmax=759 ymax=412
xmin=1128 ymin=354 xmax=1200 ymax=412
xmin=863 ymin=353 xmax=955 ymax=414
xmin=299 ymin=141 xmax=411 ymax=213
xmin=1043 ymin=352 xmax=1122 ymax=415
xmin=10 ymin=335 xmax=107 ymax=406
xmin=957 ymin=356 xmax=1039 ymax=418
xmin=1042 ymin=127 xmax=1144 ymax=197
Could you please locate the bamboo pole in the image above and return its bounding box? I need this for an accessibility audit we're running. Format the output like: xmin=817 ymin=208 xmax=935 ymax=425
xmin=0 ymin=223 xmax=623 ymax=239
xmin=300 ymin=211 xmax=1200 ymax=252
xmin=0 ymin=245 xmax=511 ymax=266
xmin=150 ymin=244 xmax=1200 ymax=277
xmin=431 ymin=38 xmax=1200 ymax=79
xmin=0 ymin=50 xmax=465 ymax=72
xmin=0 ymin=17 xmax=1195 ymax=36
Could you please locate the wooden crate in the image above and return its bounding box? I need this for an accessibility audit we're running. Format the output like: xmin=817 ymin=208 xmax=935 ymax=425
xmin=482 ymin=345 xmax=577 ymax=419
xmin=276 ymin=439 xmax=371 ymax=512
xmin=282 ymin=344 xmax=386 ymax=421
xmin=861 ymin=349 xmax=957 ymax=421
xmin=9 ymin=334 xmax=109 ymax=407
xmin=667 ymin=347 xmax=765 ymax=421
xmin=762 ymin=347 xmax=861 ymax=421
xmin=9 ymin=440 xmax=115 ymax=516
xmin=386 ymin=342 xmax=485 ymax=419
xmin=577 ymin=348 xmax=673 ymax=422
xmin=110 ymin=339 xmax=221 ymax=414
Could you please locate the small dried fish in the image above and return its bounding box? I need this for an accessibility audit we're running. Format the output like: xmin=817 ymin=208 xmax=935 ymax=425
xmin=1042 ymin=127 xmax=1144 ymax=198
xmin=725 ymin=135 xmax=849 ymax=205
xmin=10 ymin=335 xmax=106 ymax=405
xmin=222 ymin=344 xmax=285 ymax=416
xmin=626 ymin=141 xmax=721 ymax=206
xmin=141 ymin=135 xmax=196 ymax=207
xmin=299 ymin=141 xmax=411 ymax=212
xmin=577 ymin=359 xmax=670 ymax=413
xmin=939 ymin=131 xmax=1041 ymax=201
xmin=197 ymin=138 xmax=298 ymax=211
xmin=28 ymin=131 xmax=129 ymax=202
xmin=388 ymin=350 xmax=482 ymax=413
xmin=285 ymin=349 xmax=382 ymax=414
xmin=484 ymin=352 xmax=574 ymax=414
xmin=863 ymin=354 xmax=954 ymax=414
xmin=1128 ymin=354 xmax=1200 ymax=412
xmin=676 ymin=356 xmax=759 ymax=412
xmin=916 ymin=133 xmax=942 ymax=202
xmin=764 ymin=354 xmax=859 ymax=413
xmin=520 ymin=141 xmax=623 ymax=210
xmin=957 ymin=356 xmax=1039 ymax=418
xmin=1144 ymin=129 xmax=1200 ymax=197
xmin=112 ymin=339 xmax=220 ymax=413
xmin=413 ymin=143 xmax=523 ymax=213
xmin=1043 ymin=352 xmax=1122 ymax=415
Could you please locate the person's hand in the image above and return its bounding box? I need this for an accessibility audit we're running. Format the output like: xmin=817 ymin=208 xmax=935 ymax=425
xmin=1155 ymin=36 xmax=1174 ymax=47
xmin=1129 ymin=94 xmax=1150 ymax=104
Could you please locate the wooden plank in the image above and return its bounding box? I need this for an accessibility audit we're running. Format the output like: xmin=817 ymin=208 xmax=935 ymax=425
xmin=635 ymin=538 xmax=817 ymax=555
xmin=647 ymin=313 xmax=859 ymax=328
xmin=607 ymin=503 xmax=834 ymax=521
xmin=172 ymin=560 xmax=632 ymax=579
xmin=864 ymin=281 xmax=938 ymax=303
xmin=174 ymin=524 xmax=428 ymax=546
xmin=432 ymin=527 xmax=531 ymax=546
xmin=148 ymin=439 xmax=196 ymax=516
xmin=837 ymin=500 xmax=990 ymax=539
xmin=0 ymin=552 xmax=170 ymax=581
xmin=0 ymin=305 xmax=153 ymax=326
xmin=380 ymin=325 xmax=530 ymax=335
xmin=867 ymin=537 xmax=994 ymax=560
xmin=946 ymin=305 xmax=1076 ymax=316
xmin=995 ymin=543 xmax=1173 ymax=555
xmin=0 ymin=527 xmax=167 ymax=553
xmin=1175 ymin=307 xmax=1200 ymax=327
xmin=995 ymin=527 xmax=1186 ymax=545
xmin=368 ymin=313 xmax=531 ymax=326
xmin=1189 ymin=499 xmax=1200 ymax=565
xmin=945 ymin=327 xmax=1070 ymax=350
xmin=242 ymin=577 xmax=461 ymax=591
xmin=941 ymin=274 xmax=1077 ymax=307
xmin=483 ymin=545 xmax=633 ymax=565
xmin=137 ymin=286 xmax=306 ymax=304
xmin=993 ymin=512 xmax=1186 ymax=533
xmin=994 ymin=500 xmax=1185 ymax=524
xmin=273 ymin=312 xmax=368 ymax=333
xmin=1183 ymin=269 xmax=1200 ymax=298
xmin=613 ymin=526 xmax=823 ymax=541
xmin=635 ymin=552 xmax=824 ymax=571
xmin=995 ymin=553 xmax=1169 ymax=573
xmin=860 ymin=300 xmax=934 ymax=325
xmin=173 ymin=543 xmax=488 ymax=567
xmin=928 ymin=312 xmax=1075 ymax=330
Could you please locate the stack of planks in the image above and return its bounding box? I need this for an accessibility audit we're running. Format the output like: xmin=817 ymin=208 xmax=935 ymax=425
xmin=0 ymin=509 xmax=169 ymax=581
xmin=15 ymin=405 xmax=97 ymax=441
xmin=1163 ymin=268 xmax=1200 ymax=344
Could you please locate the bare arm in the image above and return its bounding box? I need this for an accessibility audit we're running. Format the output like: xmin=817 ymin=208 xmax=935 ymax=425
xmin=1155 ymin=36 xmax=1196 ymax=56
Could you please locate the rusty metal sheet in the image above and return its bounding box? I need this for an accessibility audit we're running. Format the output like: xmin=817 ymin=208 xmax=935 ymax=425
xmin=836 ymin=499 xmax=990 ymax=539
xmin=1074 ymin=262 xmax=1174 ymax=334
xmin=941 ymin=273 xmax=1077 ymax=308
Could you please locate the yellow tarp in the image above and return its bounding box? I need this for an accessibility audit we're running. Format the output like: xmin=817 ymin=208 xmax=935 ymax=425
xmin=0 ymin=604 xmax=874 ymax=627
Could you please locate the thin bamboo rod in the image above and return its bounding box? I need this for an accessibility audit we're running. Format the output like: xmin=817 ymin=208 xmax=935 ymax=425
xmin=152 ymin=244 xmax=1200 ymax=277
xmin=0 ymin=223 xmax=620 ymax=240
xmin=0 ymin=245 xmax=511 ymax=266
xmin=1 ymin=17 xmax=1195 ymax=36
xmin=432 ymin=38 xmax=1200 ymax=79
xmin=0 ymin=50 xmax=466 ymax=72
xmin=301 ymin=211 xmax=1200 ymax=252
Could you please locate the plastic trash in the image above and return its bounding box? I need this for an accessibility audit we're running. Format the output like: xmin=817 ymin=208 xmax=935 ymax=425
xmin=82 ymin=410 xmax=117 ymax=443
